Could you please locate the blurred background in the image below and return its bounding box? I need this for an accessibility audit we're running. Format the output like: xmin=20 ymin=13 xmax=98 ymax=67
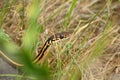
xmin=0 ymin=0 xmax=120 ymax=80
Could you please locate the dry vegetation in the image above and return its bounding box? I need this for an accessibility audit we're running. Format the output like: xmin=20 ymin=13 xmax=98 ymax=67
xmin=0 ymin=0 xmax=120 ymax=80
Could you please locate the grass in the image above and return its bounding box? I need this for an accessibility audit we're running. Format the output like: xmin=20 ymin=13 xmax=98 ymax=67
xmin=0 ymin=0 xmax=120 ymax=80
xmin=0 ymin=74 xmax=36 ymax=80
xmin=64 ymin=0 xmax=77 ymax=28
xmin=0 ymin=0 xmax=10 ymax=27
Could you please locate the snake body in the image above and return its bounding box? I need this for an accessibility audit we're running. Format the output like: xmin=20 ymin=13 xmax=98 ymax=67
xmin=34 ymin=31 xmax=72 ymax=63
xmin=0 ymin=31 xmax=72 ymax=66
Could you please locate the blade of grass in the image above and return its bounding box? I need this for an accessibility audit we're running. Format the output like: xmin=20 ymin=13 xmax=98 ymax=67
xmin=0 ymin=74 xmax=36 ymax=80
xmin=64 ymin=0 xmax=77 ymax=28
xmin=21 ymin=0 xmax=50 ymax=79
xmin=0 ymin=0 xmax=9 ymax=27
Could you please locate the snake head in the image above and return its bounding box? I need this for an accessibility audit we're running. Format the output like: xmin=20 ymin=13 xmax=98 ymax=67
xmin=59 ymin=31 xmax=72 ymax=39
xmin=47 ymin=31 xmax=72 ymax=44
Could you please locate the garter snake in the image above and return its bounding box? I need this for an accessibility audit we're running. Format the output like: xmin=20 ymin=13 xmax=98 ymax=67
xmin=0 ymin=31 xmax=72 ymax=66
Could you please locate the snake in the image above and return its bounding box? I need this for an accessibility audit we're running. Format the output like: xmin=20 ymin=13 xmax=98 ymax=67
xmin=0 ymin=31 xmax=72 ymax=66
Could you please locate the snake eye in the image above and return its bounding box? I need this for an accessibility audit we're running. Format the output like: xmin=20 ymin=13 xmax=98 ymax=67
xmin=59 ymin=35 xmax=64 ymax=39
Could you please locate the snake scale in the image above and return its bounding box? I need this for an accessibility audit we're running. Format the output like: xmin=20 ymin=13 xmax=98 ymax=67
xmin=0 ymin=31 xmax=72 ymax=66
